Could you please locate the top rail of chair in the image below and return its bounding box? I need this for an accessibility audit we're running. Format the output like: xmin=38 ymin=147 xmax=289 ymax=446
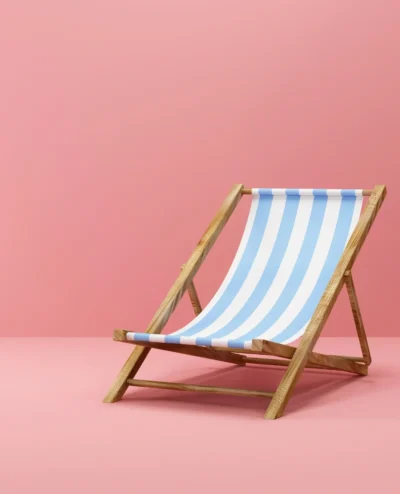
xmin=241 ymin=188 xmax=373 ymax=197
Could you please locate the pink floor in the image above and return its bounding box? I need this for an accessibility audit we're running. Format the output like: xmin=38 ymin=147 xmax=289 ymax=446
xmin=1 ymin=337 xmax=399 ymax=493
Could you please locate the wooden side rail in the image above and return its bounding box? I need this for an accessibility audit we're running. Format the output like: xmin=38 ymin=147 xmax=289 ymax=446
xmin=252 ymin=339 xmax=367 ymax=375
xmin=114 ymin=330 xmax=367 ymax=375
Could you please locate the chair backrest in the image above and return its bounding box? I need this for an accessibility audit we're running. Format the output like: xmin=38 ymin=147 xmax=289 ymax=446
xmin=170 ymin=189 xmax=363 ymax=348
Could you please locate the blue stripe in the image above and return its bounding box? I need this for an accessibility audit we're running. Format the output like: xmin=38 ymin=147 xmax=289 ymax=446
xmin=313 ymin=189 xmax=329 ymax=196
xmin=132 ymin=333 xmax=151 ymax=343
xmin=341 ymin=190 xmax=357 ymax=197
xmin=163 ymin=195 xmax=274 ymax=344
xmin=195 ymin=194 xmax=302 ymax=346
xmin=257 ymin=188 xmax=274 ymax=196
xmin=271 ymin=195 xmax=356 ymax=344
xmin=225 ymin=193 xmax=328 ymax=347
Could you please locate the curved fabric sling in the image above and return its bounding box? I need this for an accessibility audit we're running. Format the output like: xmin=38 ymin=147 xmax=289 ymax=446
xmin=105 ymin=184 xmax=386 ymax=419
xmin=127 ymin=189 xmax=363 ymax=349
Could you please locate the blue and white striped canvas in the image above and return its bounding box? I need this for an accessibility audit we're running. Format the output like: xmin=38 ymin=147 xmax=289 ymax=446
xmin=127 ymin=189 xmax=363 ymax=349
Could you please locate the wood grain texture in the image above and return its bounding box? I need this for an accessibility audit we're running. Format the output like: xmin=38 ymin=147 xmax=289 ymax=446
xmin=187 ymin=280 xmax=203 ymax=315
xmin=181 ymin=264 xmax=202 ymax=315
xmin=344 ymin=271 xmax=372 ymax=365
xmin=242 ymin=355 xmax=363 ymax=371
xmin=243 ymin=356 xmax=292 ymax=367
xmin=103 ymin=184 xmax=244 ymax=403
xmin=252 ymin=339 xmax=296 ymax=358
xmin=113 ymin=329 xmax=128 ymax=342
xmin=264 ymin=185 xmax=386 ymax=419
xmin=252 ymin=339 xmax=367 ymax=374
xmin=213 ymin=346 xmax=364 ymax=360
xmin=252 ymin=338 xmax=365 ymax=363
xmin=126 ymin=378 xmax=274 ymax=398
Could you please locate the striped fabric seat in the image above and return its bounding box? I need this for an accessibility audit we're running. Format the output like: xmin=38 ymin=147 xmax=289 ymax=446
xmin=127 ymin=189 xmax=363 ymax=350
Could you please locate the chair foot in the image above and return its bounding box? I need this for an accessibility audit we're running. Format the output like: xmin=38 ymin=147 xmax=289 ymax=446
xmin=103 ymin=395 xmax=122 ymax=404
xmin=264 ymin=411 xmax=281 ymax=420
xmin=264 ymin=396 xmax=284 ymax=420
xmin=103 ymin=384 xmax=128 ymax=403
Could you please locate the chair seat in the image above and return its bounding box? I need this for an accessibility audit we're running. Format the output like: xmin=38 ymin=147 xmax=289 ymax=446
xmin=127 ymin=189 xmax=363 ymax=350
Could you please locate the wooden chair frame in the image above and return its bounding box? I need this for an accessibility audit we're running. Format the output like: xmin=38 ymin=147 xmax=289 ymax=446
xmin=104 ymin=184 xmax=386 ymax=419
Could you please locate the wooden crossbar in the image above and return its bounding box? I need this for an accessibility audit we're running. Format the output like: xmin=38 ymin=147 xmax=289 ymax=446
xmin=126 ymin=378 xmax=274 ymax=398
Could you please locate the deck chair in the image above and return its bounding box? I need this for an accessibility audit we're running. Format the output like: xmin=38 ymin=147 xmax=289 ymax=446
xmin=104 ymin=184 xmax=386 ymax=419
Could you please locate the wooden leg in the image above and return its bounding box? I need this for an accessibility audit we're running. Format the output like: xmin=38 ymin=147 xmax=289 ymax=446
xmin=104 ymin=325 xmax=247 ymax=403
xmin=264 ymin=185 xmax=386 ymax=419
xmin=103 ymin=184 xmax=243 ymax=403
xmin=344 ymin=271 xmax=371 ymax=365
xmin=103 ymin=346 xmax=151 ymax=403
xmin=263 ymin=282 xmax=367 ymax=420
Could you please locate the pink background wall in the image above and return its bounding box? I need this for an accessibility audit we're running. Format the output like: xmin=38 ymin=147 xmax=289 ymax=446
xmin=1 ymin=1 xmax=399 ymax=337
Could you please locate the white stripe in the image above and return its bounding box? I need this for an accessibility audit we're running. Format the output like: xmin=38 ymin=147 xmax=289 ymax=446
xmin=271 ymin=188 xmax=287 ymax=196
xmin=148 ymin=334 xmax=166 ymax=343
xmin=211 ymin=195 xmax=312 ymax=347
xmin=179 ymin=335 xmax=204 ymax=346
xmin=190 ymin=196 xmax=286 ymax=341
xmin=326 ymin=189 xmax=342 ymax=196
xmin=298 ymin=189 xmax=316 ymax=196
xmin=346 ymin=196 xmax=363 ymax=244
